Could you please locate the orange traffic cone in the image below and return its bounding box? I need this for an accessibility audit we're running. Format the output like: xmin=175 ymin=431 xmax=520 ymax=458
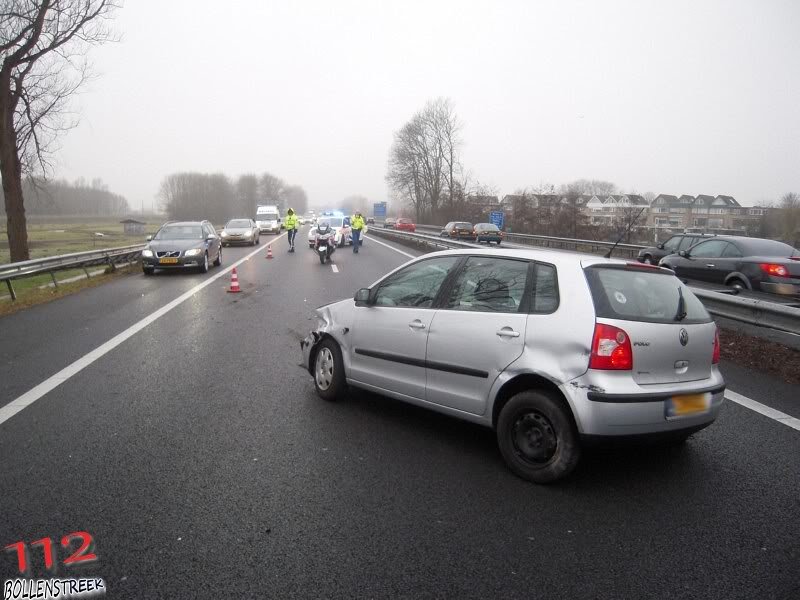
xmin=265 ymin=245 xmax=273 ymax=259
xmin=227 ymin=267 xmax=241 ymax=293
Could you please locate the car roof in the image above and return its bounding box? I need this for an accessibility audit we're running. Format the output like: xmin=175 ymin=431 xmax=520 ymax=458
xmin=422 ymin=247 xmax=632 ymax=268
xmin=163 ymin=221 xmax=206 ymax=226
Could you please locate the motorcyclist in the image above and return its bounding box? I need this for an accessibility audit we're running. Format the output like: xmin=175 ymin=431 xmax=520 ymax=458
xmin=315 ymin=221 xmax=335 ymax=262
xmin=285 ymin=208 xmax=298 ymax=252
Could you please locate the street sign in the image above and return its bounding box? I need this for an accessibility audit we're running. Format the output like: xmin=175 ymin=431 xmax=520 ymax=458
xmin=374 ymin=202 xmax=387 ymax=218
xmin=490 ymin=211 xmax=504 ymax=229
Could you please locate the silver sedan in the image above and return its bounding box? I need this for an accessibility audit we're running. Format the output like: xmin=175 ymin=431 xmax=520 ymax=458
xmin=301 ymin=248 xmax=724 ymax=483
xmin=221 ymin=218 xmax=260 ymax=246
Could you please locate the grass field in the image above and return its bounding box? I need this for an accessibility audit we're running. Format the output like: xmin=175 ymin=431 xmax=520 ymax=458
xmin=0 ymin=217 xmax=165 ymax=311
xmin=0 ymin=218 xmax=164 ymax=264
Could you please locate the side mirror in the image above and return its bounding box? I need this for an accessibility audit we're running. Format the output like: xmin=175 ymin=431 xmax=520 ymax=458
xmin=146 ymin=235 xmax=153 ymax=241
xmin=354 ymin=288 xmax=371 ymax=305
xmin=679 ymin=250 xmax=689 ymax=258
xmin=657 ymin=243 xmax=664 ymax=249
xmin=206 ymin=235 xmax=216 ymax=242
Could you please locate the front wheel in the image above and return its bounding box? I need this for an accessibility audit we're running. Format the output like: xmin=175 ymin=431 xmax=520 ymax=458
xmin=313 ymin=339 xmax=346 ymax=401
xmin=319 ymin=251 xmax=326 ymax=264
xmin=213 ymin=247 xmax=222 ymax=267
xmin=143 ymin=267 xmax=154 ymax=276
xmin=642 ymin=255 xmax=653 ymax=265
xmin=198 ymin=252 xmax=209 ymax=273
xmin=496 ymin=240 xmax=501 ymax=245
xmin=496 ymin=391 xmax=581 ymax=484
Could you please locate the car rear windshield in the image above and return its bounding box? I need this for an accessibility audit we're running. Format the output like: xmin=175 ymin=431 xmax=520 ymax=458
xmin=739 ymin=238 xmax=800 ymax=257
xmin=155 ymin=225 xmax=203 ymax=240
xmin=227 ymin=220 xmax=251 ymax=228
xmin=584 ymin=265 xmax=711 ymax=324
xmin=477 ymin=223 xmax=499 ymax=231
xmin=455 ymin=222 xmax=472 ymax=228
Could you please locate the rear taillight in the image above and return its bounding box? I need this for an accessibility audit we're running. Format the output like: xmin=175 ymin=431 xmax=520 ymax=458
xmin=712 ymin=327 xmax=720 ymax=364
xmin=589 ymin=323 xmax=632 ymax=370
xmin=760 ymin=263 xmax=789 ymax=277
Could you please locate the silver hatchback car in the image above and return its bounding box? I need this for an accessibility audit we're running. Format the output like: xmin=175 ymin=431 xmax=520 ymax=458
xmin=301 ymin=248 xmax=724 ymax=483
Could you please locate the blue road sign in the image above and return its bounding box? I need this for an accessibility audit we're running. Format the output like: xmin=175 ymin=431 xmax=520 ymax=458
xmin=490 ymin=211 xmax=504 ymax=229
xmin=374 ymin=202 xmax=387 ymax=218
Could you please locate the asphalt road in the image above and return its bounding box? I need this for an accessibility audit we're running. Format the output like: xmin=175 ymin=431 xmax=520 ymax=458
xmin=1 ymin=230 xmax=798 ymax=599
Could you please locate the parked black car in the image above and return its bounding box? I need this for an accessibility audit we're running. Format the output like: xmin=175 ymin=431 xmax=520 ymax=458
xmin=659 ymin=235 xmax=800 ymax=294
xmin=141 ymin=221 xmax=222 ymax=276
xmin=637 ymin=233 xmax=717 ymax=264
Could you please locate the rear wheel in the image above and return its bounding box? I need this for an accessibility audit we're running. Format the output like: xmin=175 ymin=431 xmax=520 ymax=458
xmin=497 ymin=390 xmax=581 ymax=484
xmin=727 ymin=277 xmax=747 ymax=291
xmin=496 ymin=240 xmax=501 ymax=245
xmin=313 ymin=339 xmax=345 ymax=401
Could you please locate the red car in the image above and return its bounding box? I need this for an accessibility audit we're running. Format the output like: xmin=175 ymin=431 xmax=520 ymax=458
xmin=394 ymin=218 xmax=416 ymax=232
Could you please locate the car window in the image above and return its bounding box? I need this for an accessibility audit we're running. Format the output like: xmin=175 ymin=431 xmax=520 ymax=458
xmin=227 ymin=219 xmax=251 ymax=228
xmin=155 ymin=225 xmax=203 ymax=240
xmin=445 ymin=257 xmax=529 ymax=313
xmin=677 ymin=236 xmax=697 ymax=251
xmin=722 ymin=243 xmax=743 ymax=258
xmin=689 ymin=239 xmax=728 ymax=258
xmin=532 ymin=263 xmax=559 ymax=313
xmin=663 ymin=236 xmax=682 ymax=251
xmin=584 ymin=266 xmax=711 ymax=324
xmin=374 ymin=257 xmax=460 ymax=308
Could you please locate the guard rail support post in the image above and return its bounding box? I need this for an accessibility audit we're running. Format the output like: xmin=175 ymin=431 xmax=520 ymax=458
xmin=106 ymin=254 xmax=116 ymax=272
xmin=49 ymin=271 xmax=58 ymax=288
xmin=5 ymin=279 xmax=15 ymax=301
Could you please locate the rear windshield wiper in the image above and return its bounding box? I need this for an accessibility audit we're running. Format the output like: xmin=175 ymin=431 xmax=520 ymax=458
xmin=675 ymin=286 xmax=687 ymax=321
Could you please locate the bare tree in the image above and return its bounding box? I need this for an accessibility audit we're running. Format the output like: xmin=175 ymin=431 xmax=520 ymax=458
xmin=1 ymin=0 xmax=119 ymax=261
xmin=236 ymin=174 xmax=258 ymax=217
xmin=258 ymin=172 xmax=285 ymax=209
xmin=386 ymin=98 xmax=462 ymax=222
xmin=779 ymin=192 xmax=800 ymax=241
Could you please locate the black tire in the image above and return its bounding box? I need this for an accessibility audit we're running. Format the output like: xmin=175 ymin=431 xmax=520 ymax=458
xmin=496 ymin=240 xmax=501 ymax=245
xmin=496 ymin=390 xmax=581 ymax=484
xmin=198 ymin=252 xmax=209 ymax=273
xmin=727 ymin=278 xmax=747 ymax=291
xmin=143 ymin=267 xmax=154 ymax=276
xmin=256 ymin=235 xmax=260 ymax=245
xmin=313 ymin=338 xmax=346 ymax=401
xmin=319 ymin=251 xmax=326 ymax=264
xmin=213 ymin=247 xmax=222 ymax=267
xmin=642 ymin=254 xmax=653 ymax=265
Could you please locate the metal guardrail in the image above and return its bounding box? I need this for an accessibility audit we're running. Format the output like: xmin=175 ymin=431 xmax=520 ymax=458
xmin=0 ymin=244 xmax=145 ymax=300
xmin=369 ymin=227 xmax=800 ymax=335
xmin=414 ymin=223 xmax=645 ymax=258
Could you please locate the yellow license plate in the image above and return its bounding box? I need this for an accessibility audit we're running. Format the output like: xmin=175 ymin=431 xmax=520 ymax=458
xmin=159 ymin=258 xmax=179 ymax=264
xmin=668 ymin=393 xmax=709 ymax=417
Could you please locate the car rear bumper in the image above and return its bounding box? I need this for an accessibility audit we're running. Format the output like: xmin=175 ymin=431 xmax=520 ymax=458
xmin=760 ymin=281 xmax=800 ymax=295
xmin=561 ymin=373 xmax=725 ymax=436
xmin=477 ymin=235 xmax=502 ymax=242
xmin=259 ymin=226 xmax=281 ymax=233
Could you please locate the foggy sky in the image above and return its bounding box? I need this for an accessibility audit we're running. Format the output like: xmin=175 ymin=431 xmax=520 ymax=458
xmin=55 ymin=0 xmax=800 ymax=211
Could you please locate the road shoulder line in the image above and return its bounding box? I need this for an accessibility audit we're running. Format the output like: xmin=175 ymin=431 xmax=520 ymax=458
xmin=725 ymin=390 xmax=800 ymax=431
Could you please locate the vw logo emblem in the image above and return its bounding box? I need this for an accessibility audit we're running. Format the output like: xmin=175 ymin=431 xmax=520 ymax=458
xmin=679 ymin=328 xmax=689 ymax=346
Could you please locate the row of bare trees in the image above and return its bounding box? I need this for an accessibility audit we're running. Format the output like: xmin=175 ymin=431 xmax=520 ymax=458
xmin=2 ymin=0 xmax=119 ymax=261
xmin=0 ymin=176 xmax=127 ymax=215
xmin=158 ymin=172 xmax=308 ymax=224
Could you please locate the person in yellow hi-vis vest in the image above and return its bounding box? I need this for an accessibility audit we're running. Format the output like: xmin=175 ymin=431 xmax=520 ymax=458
xmin=285 ymin=208 xmax=298 ymax=252
xmin=350 ymin=211 xmax=365 ymax=254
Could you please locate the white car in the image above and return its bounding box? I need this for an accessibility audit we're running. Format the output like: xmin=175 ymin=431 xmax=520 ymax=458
xmin=307 ymin=216 xmax=354 ymax=248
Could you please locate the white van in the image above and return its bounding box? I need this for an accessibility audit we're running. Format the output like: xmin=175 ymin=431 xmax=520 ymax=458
xmin=255 ymin=205 xmax=282 ymax=234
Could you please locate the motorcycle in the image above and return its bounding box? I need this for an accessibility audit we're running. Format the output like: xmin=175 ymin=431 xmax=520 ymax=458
xmin=315 ymin=226 xmax=336 ymax=264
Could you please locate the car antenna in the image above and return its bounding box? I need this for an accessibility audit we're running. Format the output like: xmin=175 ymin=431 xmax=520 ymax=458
xmin=605 ymin=206 xmax=647 ymax=259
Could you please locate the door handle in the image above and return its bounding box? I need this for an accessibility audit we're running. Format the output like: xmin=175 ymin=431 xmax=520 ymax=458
xmin=496 ymin=328 xmax=520 ymax=338
xmin=408 ymin=320 xmax=426 ymax=330
xmin=706 ymin=263 xmax=716 ymax=268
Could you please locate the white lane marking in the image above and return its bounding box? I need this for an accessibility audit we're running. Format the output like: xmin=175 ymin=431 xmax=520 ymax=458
xmin=331 ymin=264 xmax=339 ymax=273
xmin=362 ymin=235 xmax=415 ymax=258
xmin=0 ymin=233 xmax=287 ymax=428
xmin=725 ymin=390 xmax=800 ymax=431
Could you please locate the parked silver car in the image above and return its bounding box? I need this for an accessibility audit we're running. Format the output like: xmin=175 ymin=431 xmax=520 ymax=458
xmin=301 ymin=248 xmax=724 ymax=483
